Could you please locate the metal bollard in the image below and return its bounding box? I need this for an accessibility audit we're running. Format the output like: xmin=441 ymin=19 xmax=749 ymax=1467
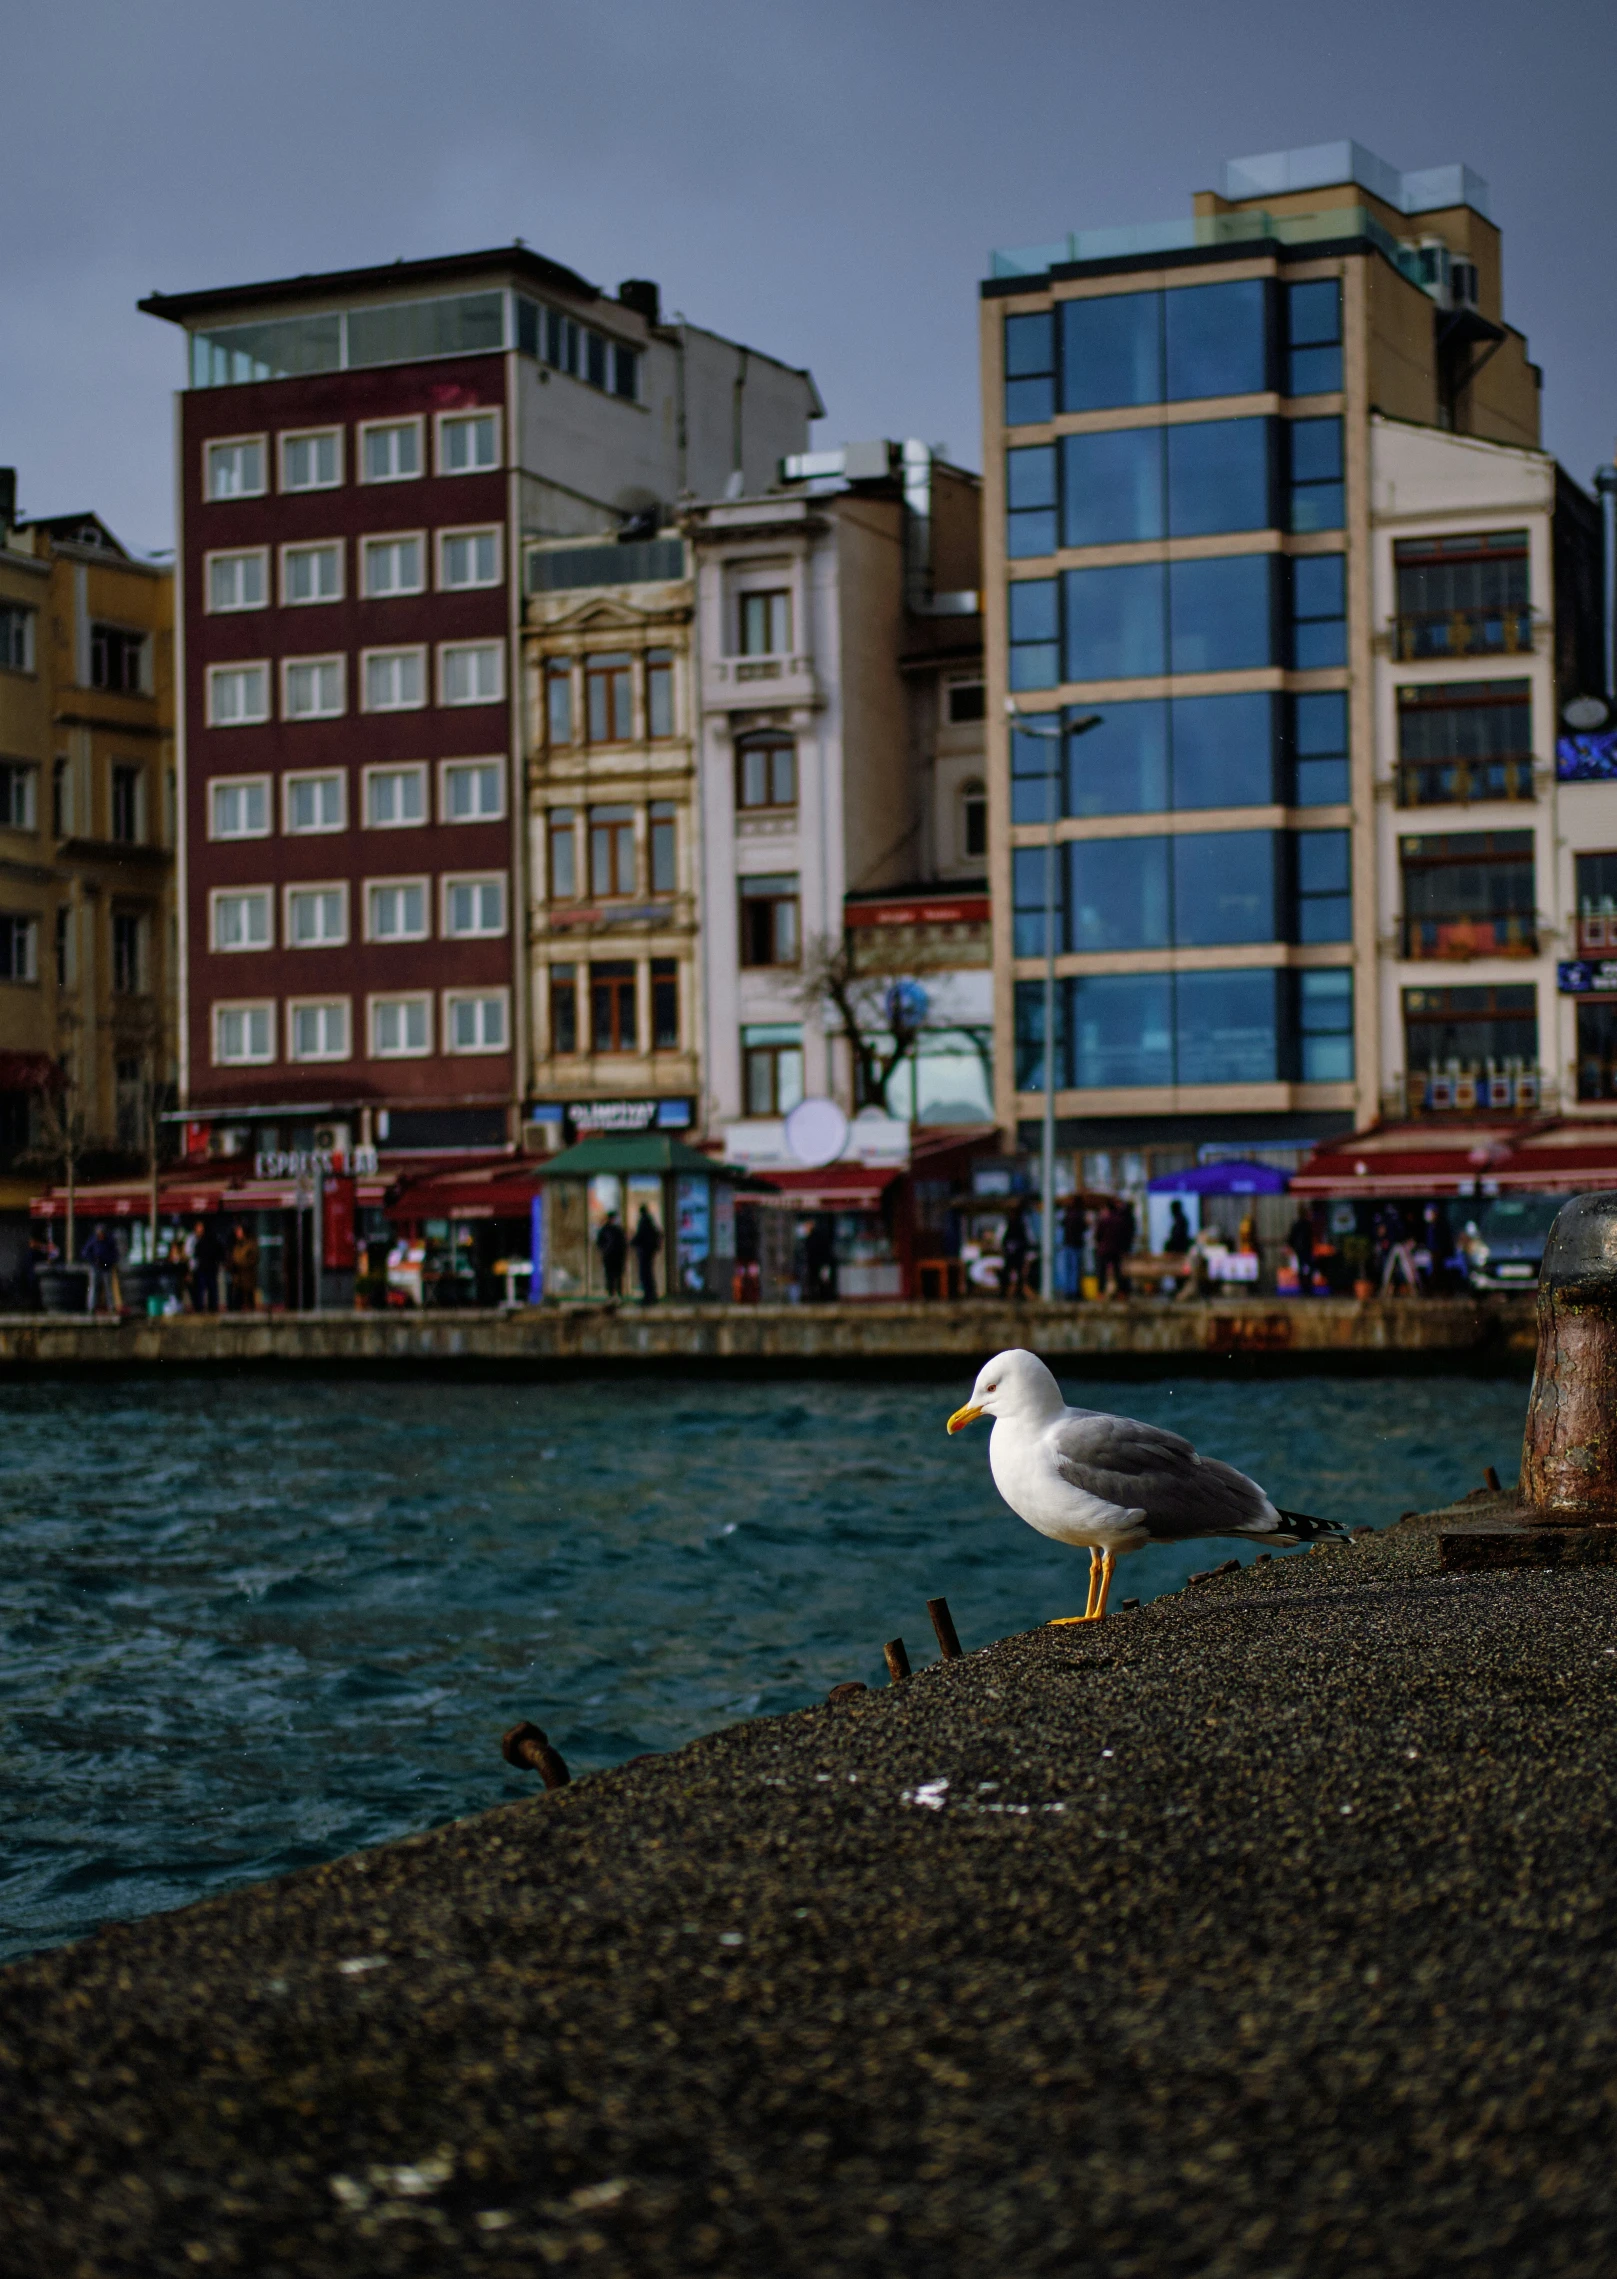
xmin=883 ymin=1637 xmax=911 ymax=1684
xmin=1519 ymin=1193 xmax=1617 ymax=1523
xmin=501 ymin=1722 xmax=572 ymax=1788
xmin=926 ymin=1597 xmax=963 ymax=1660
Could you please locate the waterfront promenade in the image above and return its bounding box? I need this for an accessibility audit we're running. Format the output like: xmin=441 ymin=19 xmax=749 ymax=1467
xmin=0 ymin=1292 xmax=1537 ymax=1373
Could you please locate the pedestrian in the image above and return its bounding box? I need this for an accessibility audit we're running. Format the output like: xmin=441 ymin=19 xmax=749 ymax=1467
xmin=1286 ymin=1205 xmax=1316 ymax=1293
xmin=630 ymin=1204 xmax=663 ymax=1304
xmin=82 ymin=1221 xmax=120 ymax=1316
xmin=1380 ymin=1206 xmax=1420 ymax=1296
xmin=1056 ymin=1195 xmax=1087 ymax=1298
xmin=228 ymin=1221 xmax=259 ymax=1312
xmin=1000 ymin=1201 xmax=1031 ymax=1300
xmin=1163 ymin=1200 xmax=1193 ymax=1255
xmin=189 ymin=1218 xmax=223 ymax=1313
xmin=1094 ymin=1200 xmax=1131 ymax=1298
xmin=803 ymin=1214 xmax=836 ymax=1303
xmin=596 ymin=1210 xmax=627 ymax=1300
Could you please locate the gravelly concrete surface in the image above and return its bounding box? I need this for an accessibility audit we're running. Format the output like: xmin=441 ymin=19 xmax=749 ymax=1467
xmin=4 ymin=1502 xmax=1617 ymax=2278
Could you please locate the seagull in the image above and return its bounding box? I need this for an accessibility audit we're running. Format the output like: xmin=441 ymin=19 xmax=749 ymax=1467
xmin=946 ymin=1348 xmax=1344 ymax=1623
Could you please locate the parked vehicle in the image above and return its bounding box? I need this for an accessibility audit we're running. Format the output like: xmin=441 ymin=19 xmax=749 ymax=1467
xmin=1461 ymin=1193 xmax=1564 ymax=1291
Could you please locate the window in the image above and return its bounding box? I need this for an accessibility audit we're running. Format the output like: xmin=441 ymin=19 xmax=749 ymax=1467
xmin=1292 ymin=691 xmax=1350 ymax=807
xmin=1287 ymin=418 xmax=1344 ymax=533
xmin=546 ymin=661 xmax=574 ymax=745
xmin=947 ymin=679 xmax=985 ymax=723
xmin=0 ymin=914 xmax=38 ymax=982
xmin=1296 ymin=829 xmax=1352 ymax=942
xmin=1065 ymin=837 xmax=1169 ymax=953
xmin=585 ymin=652 xmax=634 ymax=743
xmin=1288 ymin=554 xmax=1346 ymax=669
xmin=590 ymin=961 xmax=637 ymax=1052
xmin=437 ymin=411 xmax=500 ymax=473
xmin=289 ymin=999 xmax=350 ymax=1061
xmin=589 ymin=805 xmax=636 ymax=897
xmin=1169 ymin=691 xmax=1276 ymax=810
xmin=1061 ymin=293 xmax=1160 ymax=414
xmin=0 ymin=762 xmax=38 ymax=829
xmin=281 ymin=542 xmax=343 ymax=606
xmin=649 ymin=802 xmax=677 ymax=894
xmin=205 ymin=437 xmax=265 ymax=499
xmin=736 ymin=734 xmax=796 ymax=810
xmin=359 ymin=420 xmax=422 ymax=483
xmin=742 ymin=1023 xmax=803 ymax=1114
xmin=1174 ymin=830 xmax=1277 ymax=946
xmin=366 ymin=878 xmax=429 ymax=940
xmin=285 ymin=884 xmax=348 ymax=947
xmin=441 ymin=759 xmax=504 ymax=821
xmin=51 ymin=757 xmax=67 ymax=837
xmin=1166 ymin=419 xmax=1273 ymax=537
xmin=1018 ymin=968 xmax=1295 ymax=1092
xmin=1286 ymin=280 xmax=1343 ymax=397
xmin=646 ymin=649 xmax=675 ymax=738
xmin=362 ymin=647 xmax=426 ymax=711
xmin=1398 ymin=681 xmax=1531 ymax=808
xmin=280 ymin=429 xmax=342 ymax=492
xmin=91 ymin=625 xmax=148 ymax=692
xmin=1297 ymin=969 xmax=1354 ymax=1082
xmin=211 ymin=888 xmax=272 ymax=951
xmin=1401 ymin=830 xmax=1536 ymax=959
xmin=1577 ymin=1001 xmax=1617 ymax=1101
xmin=1167 ymin=554 xmax=1276 ymax=675
xmin=544 ymin=306 xmax=581 ymax=375
xmin=1174 ymin=966 xmax=1281 ymax=1085
xmin=1061 ymin=427 xmax=1162 ymax=548
xmin=213 ymin=1002 xmax=274 ymax=1064
xmin=439 ymin=527 xmax=501 ymax=588
xmin=739 ymin=872 xmax=799 ymax=965
xmin=365 ymin=765 xmax=427 ymax=828
xmin=548 ymin=965 xmax=579 ymax=1055
xmin=0 ymin=605 xmax=36 ymax=673
xmin=1009 ymin=578 xmax=1059 ymax=690
xmin=440 ymin=641 xmax=504 ymax=705
xmin=612 ymin=342 xmax=638 ymax=399
xmin=1068 ymin=973 xmax=1173 ymax=1089
xmin=282 ymin=655 xmax=345 ymax=719
xmin=960 ymin=779 xmax=987 ymax=861
xmin=652 ymin=958 xmax=678 ymax=1049
xmin=1394 ymin=532 xmax=1531 ymax=659
xmin=1164 ymin=281 xmax=1270 ymax=402
xmin=284 ymin=771 xmax=345 ymax=833
xmin=370 ymin=994 xmax=431 ymax=1058
xmin=1011 ymin=840 xmax=1058 ymax=956
xmin=346 ymin=291 xmax=504 ymax=368
xmin=207 ymin=550 xmax=267 ymax=612
xmin=446 ymin=991 xmax=508 ymax=1053
xmin=1007 ymin=444 xmax=1058 ymax=558
xmin=548 ymin=808 xmax=578 ymax=898
xmin=443 ymin=874 xmax=506 ymax=936
xmin=112 ymin=912 xmax=145 ymax=994
xmin=1004 ymin=310 xmax=1056 ymax=426
xmin=110 ymin=764 xmax=142 ymax=843
xmin=586 ymin=332 xmax=607 ymax=390
xmin=1029 ymin=703 xmax=1155 ymax=821
xmin=1575 ymin=852 xmax=1617 ymax=951
xmin=1405 ymin=983 xmax=1536 ymax=1085
xmin=1064 ymin=562 xmax=1165 ymax=681
xmin=362 ymin=533 xmax=426 ymax=596
xmin=738 ymin=590 xmax=791 ymax=656
xmin=54 ymin=903 xmax=70 ymax=985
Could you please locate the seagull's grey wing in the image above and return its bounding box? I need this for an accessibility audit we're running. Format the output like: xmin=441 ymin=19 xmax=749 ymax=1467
xmin=1047 ymin=1410 xmax=1276 ymax=1542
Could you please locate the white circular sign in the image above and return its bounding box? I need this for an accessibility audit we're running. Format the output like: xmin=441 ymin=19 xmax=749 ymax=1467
xmin=1564 ymin=695 xmax=1610 ymax=731
xmin=784 ymin=1097 xmax=849 ymax=1169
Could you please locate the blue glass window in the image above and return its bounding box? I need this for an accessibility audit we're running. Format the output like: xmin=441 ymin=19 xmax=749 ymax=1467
xmin=1012 ymin=843 xmax=1061 ymax=955
xmin=1009 ymin=578 xmax=1060 ymax=690
xmin=1166 ymin=417 xmax=1274 ymax=537
xmin=1010 ymin=713 xmax=1062 ymax=824
xmin=1007 ymin=444 xmax=1059 ymax=558
xmin=1061 ymin=427 xmax=1164 ymax=547
xmin=1068 ymin=835 xmax=1170 ymax=951
xmin=1164 ymin=280 xmax=1270 ymax=401
xmin=1168 ymin=554 xmax=1276 ymax=673
xmin=1175 ymin=968 xmax=1280 ymax=1085
xmin=1288 ymin=417 xmax=1344 ymax=533
xmin=1061 ymin=292 xmax=1161 ymax=412
xmin=1170 ymin=692 xmax=1277 ymax=809
xmin=1286 ymin=280 xmax=1343 ymax=396
xmin=1015 ymin=977 xmax=1066 ymax=1089
xmin=1296 ymin=828 xmax=1352 ymax=941
xmin=1291 ymin=554 xmax=1347 ymax=668
xmin=1173 ymin=829 xmax=1278 ymax=945
xmin=1004 ymin=312 xmax=1055 ymax=425
xmin=1297 ymin=968 xmax=1354 ymax=1081
xmin=1292 ymin=691 xmax=1349 ymax=806
xmin=1064 ymin=562 xmax=1166 ymax=681
xmin=1066 ymin=700 xmax=1169 ymax=816
xmin=1070 ymin=972 xmax=1173 ymax=1089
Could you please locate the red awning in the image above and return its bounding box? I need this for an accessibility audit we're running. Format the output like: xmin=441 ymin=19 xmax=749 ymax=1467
xmin=750 ymin=1165 xmax=902 ymax=1212
xmin=387 ymin=1165 xmax=543 ymax=1221
xmin=1292 ymin=1121 xmax=1617 ymax=1199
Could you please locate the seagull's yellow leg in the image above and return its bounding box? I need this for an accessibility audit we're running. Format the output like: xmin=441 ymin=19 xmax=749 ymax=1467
xmin=1050 ymin=1548 xmax=1102 ymax=1625
xmin=1091 ymin=1546 xmax=1117 ymax=1621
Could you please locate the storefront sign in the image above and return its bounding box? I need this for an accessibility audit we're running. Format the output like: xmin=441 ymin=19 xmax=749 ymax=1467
xmin=563 ymin=1099 xmax=693 ymax=1135
xmin=1558 ymin=960 xmax=1617 ymax=995
xmin=254 ymin=1146 xmax=379 ymax=1178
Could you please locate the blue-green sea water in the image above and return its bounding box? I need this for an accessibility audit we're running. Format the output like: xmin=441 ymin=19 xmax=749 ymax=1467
xmin=0 ymin=1371 xmax=1524 ymax=1963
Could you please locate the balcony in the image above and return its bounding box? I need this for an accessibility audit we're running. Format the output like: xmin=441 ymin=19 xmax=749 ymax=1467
xmin=1391 ymin=608 xmax=1535 ymax=661
xmin=1396 ymin=756 xmax=1535 ymax=808
xmin=1401 ymin=913 xmax=1537 ymax=960
xmin=702 ymin=653 xmax=820 ymax=712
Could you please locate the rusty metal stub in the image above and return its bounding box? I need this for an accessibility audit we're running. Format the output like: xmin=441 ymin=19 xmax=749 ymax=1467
xmin=1520 ymin=1193 xmax=1617 ymax=1522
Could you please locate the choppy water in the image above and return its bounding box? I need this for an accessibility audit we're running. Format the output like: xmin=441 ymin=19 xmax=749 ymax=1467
xmin=0 ymin=1370 xmax=1522 ymax=1962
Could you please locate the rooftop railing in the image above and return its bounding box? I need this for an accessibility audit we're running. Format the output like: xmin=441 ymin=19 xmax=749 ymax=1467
xmin=989 ymin=205 xmax=1401 ymax=281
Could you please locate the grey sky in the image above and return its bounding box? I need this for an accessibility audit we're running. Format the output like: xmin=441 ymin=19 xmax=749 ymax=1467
xmin=5 ymin=0 xmax=1614 ymax=558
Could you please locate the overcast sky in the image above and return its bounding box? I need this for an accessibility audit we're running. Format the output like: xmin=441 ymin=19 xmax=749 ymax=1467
xmin=5 ymin=0 xmax=1614 ymax=558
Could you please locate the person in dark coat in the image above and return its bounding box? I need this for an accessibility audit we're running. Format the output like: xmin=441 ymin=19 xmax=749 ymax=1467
xmin=83 ymin=1222 xmax=120 ymax=1316
xmin=1094 ymin=1201 xmax=1131 ymax=1297
xmin=1287 ymin=1207 xmax=1316 ymax=1291
xmin=630 ymin=1206 xmax=663 ymax=1304
xmin=189 ymin=1220 xmax=223 ymax=1313
xmin=1000 ymin=1201 xmax=1032 ymax=1300
xmin=596 ymin=1211 xmax=627 ymax=1300
xmin=1164 ymin=1200 xmax=1193 ymax=1256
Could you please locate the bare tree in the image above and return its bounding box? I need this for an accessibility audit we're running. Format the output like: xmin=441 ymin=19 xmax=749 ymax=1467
xmin=33 ymin=1011 xmax=86 ymax=1262
xmin=795 ymin=932 xmax=949 ymax=1114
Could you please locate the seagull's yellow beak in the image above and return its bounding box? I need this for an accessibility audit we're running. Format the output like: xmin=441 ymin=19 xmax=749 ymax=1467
xmin=946 ymin=1401 xmax=985 ymax=1435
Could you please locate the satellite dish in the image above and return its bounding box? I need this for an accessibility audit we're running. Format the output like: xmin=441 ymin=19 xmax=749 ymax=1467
xmin=784 ymin=1097 xmax=849 ymax=1168
xmin=1564 ymin=695 xmax=1610 ymax=731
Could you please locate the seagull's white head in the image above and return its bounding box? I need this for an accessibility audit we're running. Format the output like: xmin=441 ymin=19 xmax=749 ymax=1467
xmin=946 ymin=1348 xmax=1066 ymax=1435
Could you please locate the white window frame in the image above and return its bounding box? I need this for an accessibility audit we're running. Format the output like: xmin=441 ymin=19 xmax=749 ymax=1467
xmin=438 ymin=756 xmax=507 ymax=823
xmin=209 ymin=886 xmax=274 ymax=954
xmin=278 ymin=426 xmax=344 ymax=494
xmin=208 ymin=774 xmax=272 ymax=841
xmin=283 ymin=879 xmax=350 ymax=950
xmin=364 ymin=874 xmax=431 ymax=943
xmin=442 ymin=987 xmax=510 ymax=1055
xmin=437 ymin=640 xmax=506 ymax=708
xmin=360 ymin=646 xmax=429 ymax=714
xmin=281 ymin=653 xmax=347 ymax=721
xmin=441 ymin=871 xmax=508 ymax=939
xmin=279 ymin=540 xmax=346 ymax=608
xmin=286 ymin=996 xmax=353 ymax=1063
xmin=212 ymin=999 xmax=276 ymax=1066
xmin=203 ymin=434 xmax=267 ymax=502
xmin=360 ymin=529 xmax=428 ymax=598
xmin=205 ymin=661 xmax=271 ymax=727
xmin=362 ymin=761 xmax=429 ymax=830
xmin=367 ymin=991 xmax=433 ymax=1059
xmin=357 ymin=416 xmax=425 ymax=485
xmin=436 ymin=524 xmax=504 ymax=591
xmin=282 ymin=770 xmax=347 ymax=835
xmin=434 ymin=407 xmax=503 ymax=476
xmin=204 ymin=548 xmax=269 ymax=615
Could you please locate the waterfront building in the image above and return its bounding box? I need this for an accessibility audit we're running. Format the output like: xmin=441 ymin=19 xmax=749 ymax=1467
xmin=980 ymin=140 xmax=1606 ymax=1197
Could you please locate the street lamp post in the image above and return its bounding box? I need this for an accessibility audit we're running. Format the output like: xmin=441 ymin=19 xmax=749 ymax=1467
xmin=1006 ymin=703 xmax=1102 ymax=1300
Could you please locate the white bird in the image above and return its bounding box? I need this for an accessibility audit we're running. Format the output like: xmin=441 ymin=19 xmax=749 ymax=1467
xmin=946 ymin=1348 xmax=1344 ymax=1623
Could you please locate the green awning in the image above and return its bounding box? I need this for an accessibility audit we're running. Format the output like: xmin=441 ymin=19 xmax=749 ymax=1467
xmin=535 ymin=1132 xmax=742 ymax=1180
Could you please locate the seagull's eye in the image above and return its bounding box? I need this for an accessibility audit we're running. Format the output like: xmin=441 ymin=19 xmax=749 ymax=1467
xmin=985 ymin=1382 xmax=998 ymax=1394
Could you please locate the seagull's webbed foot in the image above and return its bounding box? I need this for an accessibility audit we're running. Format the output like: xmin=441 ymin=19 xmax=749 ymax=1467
xmin=1048 ymin=1547 xmax=1117 ymax=1626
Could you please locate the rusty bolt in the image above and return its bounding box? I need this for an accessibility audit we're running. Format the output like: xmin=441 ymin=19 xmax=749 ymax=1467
xmin=926 ymin=1597 xmax=963 ymax=1660
xmin=501 ymin=1722 xmax=571 ymax=1789
xmin=1483 ymin=1465 xmax=1502 ymax=1493
xmin=883 ymin=1637 xmax=911 ymax=1684
xmin=826 ymin=1681 xmax=869 ymax=1704
xmin=1520 ymin=1194 xmax=1617 ymax=1522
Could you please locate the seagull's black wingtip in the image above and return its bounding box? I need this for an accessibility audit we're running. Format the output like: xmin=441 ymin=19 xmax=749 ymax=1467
xmin=1275 ymin=1508 xmax=1349 ymax=1542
